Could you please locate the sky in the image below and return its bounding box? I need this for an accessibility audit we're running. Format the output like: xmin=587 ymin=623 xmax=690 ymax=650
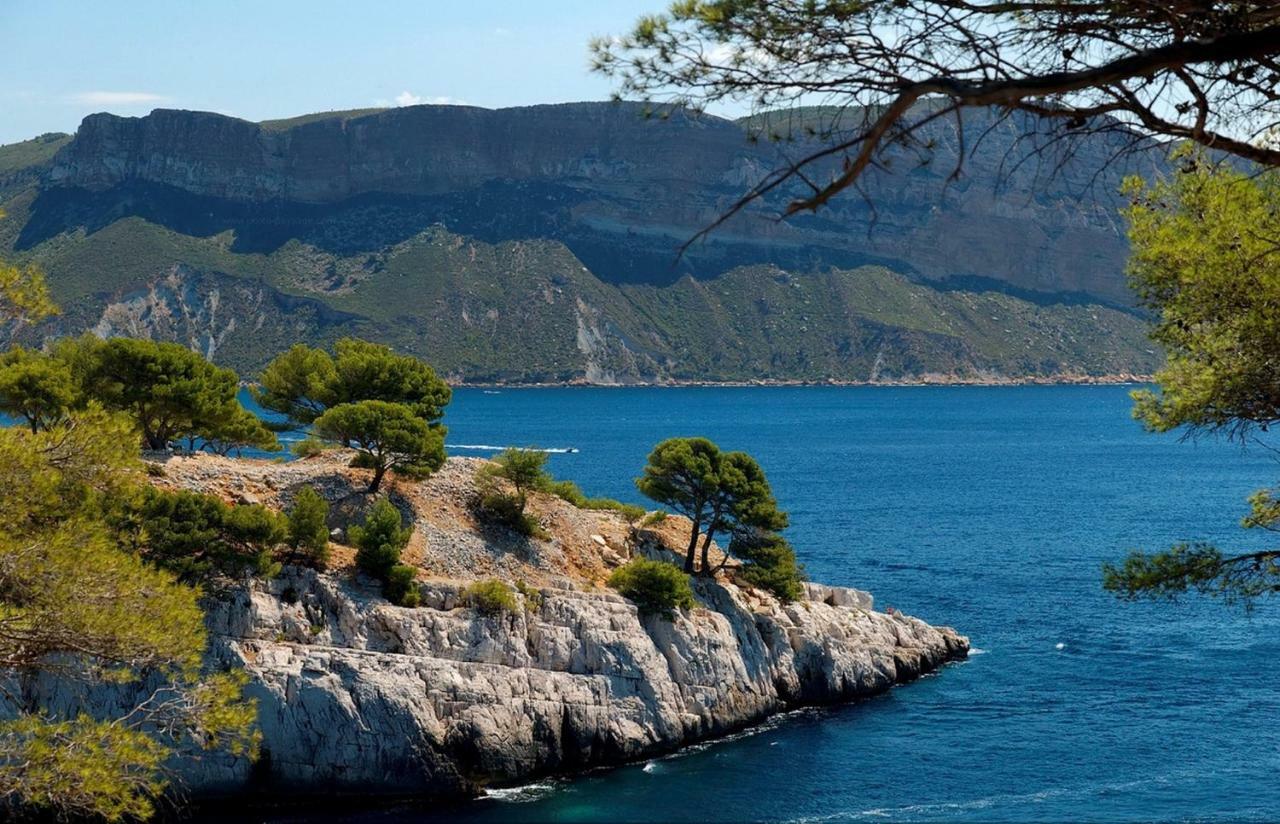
xmin=0 ymin=0 xmax=711 ymax=145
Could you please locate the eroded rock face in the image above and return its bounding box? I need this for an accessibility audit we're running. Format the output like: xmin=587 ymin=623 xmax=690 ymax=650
xmin=173 ymin=567 xmax=966 ymax=797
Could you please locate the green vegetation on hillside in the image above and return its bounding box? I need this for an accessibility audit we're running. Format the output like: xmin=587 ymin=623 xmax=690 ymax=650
xmin=350 ymin=498 xmax=418 ymax=606
xmin=0 ymin=411 xmax=259 ymax=821
xmin=0 ymin=133 xmax=70 ymax=175
xmin=607 ymin=558 xmax=696 ymax=619
xmin=0 ymin=186 xmax=1158 ymax=382
xmin=0 ymin=335 xmax=278 ymax=452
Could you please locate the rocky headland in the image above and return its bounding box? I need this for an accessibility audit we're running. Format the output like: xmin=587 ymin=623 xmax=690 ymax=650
xmin=27 ymin=452 xmax=968 ymax=802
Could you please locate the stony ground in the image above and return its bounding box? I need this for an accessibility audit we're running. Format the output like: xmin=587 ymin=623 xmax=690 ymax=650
xmin=149 ymin=450 xmax=714 ymax=588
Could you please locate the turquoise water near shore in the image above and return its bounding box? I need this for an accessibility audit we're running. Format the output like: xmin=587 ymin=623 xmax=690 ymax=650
xmin=265 ymin=385 xmax=1280 ymax=822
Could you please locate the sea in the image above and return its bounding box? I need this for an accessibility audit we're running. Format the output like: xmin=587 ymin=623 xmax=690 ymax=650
xmin=254 ymin=386 xmax=1280 ymax=822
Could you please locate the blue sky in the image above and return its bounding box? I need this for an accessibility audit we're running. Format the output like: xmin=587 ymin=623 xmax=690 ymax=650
xmin=0 ymin=0 xmax=704 ymax=145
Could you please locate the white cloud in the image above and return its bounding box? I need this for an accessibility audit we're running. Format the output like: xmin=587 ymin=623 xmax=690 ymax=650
xmin=375 ymin=91 xmax=469 ymax=108
xmin=67 ymin=91 xmax=168 ymax=106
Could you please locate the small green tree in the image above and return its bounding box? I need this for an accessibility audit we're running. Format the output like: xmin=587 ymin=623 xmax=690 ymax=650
xmin=475 ymin=448 xmax=553 ymax=536
xmin=287 ymin=486 xmax=330 ymax=568
xmin=385 ymin=564 xmax=420 ymax=607
xmin=196 ymin=402 xmax=282 ymax=456
xmin=314 ymin=400 xmax=446 ymax=493
xmin=636 ymin=437 xmax=722 ymax=572
xmin=0 ymin=347 xmax=77 ymax=432
xmin=729 ymin=529 xmax=805 ymax=602
xmin=110 ymin=487 xmax=287 ymax=584
xmin=636 ymin=438 xmax=788 ymax=575
xmin=607 ymin=558 xmax=696 ymax=620
xmin=350 ymin=498 xmax=411 ymax=580
xmin=486 ymin=448 xmax=549 ymax=515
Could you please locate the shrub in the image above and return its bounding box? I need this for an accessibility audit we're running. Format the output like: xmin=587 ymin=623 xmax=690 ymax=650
xmin=640 ymin=510 xmax=667 ymax=527
xmin=487 ymin=448 xmax=549 ymax=508
xmin=385 ymin=564 xmax=421 ymax=607
xmin=545 ymin=478 xmax=587 ymax=507
xmin=350 ymin=498 xmax=411 ymax=579
xmin=464 ymin=579 xmax=518 ymax=615
xmin=109 ymin=487 xmax=287 ymax=583
xmin=291 ymin=437 xmax=328 ymax=458
xmin=607 ymin=558 xmax=696 ymax=619
xmin=545 ymin=479 xmax=644 ymax=521
xmin=730 ymin=531 xmax=806 ymax=602
xmin=514 ymin=579 xmax=544 ymax=612
xmin=588 ymin=499 xmax=645 ymax=522
xmin=287 ymin=486 xmax=330 ymax=568
xmin=477 ymin=489 xmax=548 ymax=539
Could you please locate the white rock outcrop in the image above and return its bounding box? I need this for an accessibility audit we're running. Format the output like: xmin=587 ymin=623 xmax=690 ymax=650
xmin=176 ymin=565 xmax=967 ymax=797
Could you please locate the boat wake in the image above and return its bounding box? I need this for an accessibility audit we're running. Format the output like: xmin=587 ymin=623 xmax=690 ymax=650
xmin=450 ymin=444 xmax=579 ymax=454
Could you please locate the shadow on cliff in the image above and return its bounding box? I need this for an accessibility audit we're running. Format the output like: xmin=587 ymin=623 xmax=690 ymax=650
xmin=17 ymin=180 xmax=897 ymax=288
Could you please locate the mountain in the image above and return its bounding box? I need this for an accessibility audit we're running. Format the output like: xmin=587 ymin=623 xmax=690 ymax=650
xmin=0 ymin=102 xmax=1163 ymax=382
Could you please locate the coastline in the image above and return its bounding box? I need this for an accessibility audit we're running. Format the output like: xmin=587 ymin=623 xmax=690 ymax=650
xmin=450 ymin=374 xmax=1153 ymax=389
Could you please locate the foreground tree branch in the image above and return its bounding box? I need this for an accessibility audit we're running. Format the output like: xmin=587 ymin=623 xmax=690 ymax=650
xmin=593 ymin=1 xmax=1280 ymax=228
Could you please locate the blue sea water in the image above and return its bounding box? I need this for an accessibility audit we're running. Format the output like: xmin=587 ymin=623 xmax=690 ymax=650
xmin=264 ymin=385 xmax=1280 ymax=823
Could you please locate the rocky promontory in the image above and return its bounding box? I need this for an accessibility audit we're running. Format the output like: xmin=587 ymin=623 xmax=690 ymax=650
xmin=36 ymin=453 xmax=968 ymax=800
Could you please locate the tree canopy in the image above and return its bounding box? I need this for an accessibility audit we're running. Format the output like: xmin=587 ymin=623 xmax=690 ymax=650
xmin=636 ymin=437 xmax=792 ymax=580
xmin=1104 ymin=157 xmax=1280 ymax=604
xmin=108 ymin=486 xmax=288 ymax=584
xmin=350 ymin=498 xmax=412 ymax=582
xmin=257 ymin=338 xmax=451 ymax=426
xmin=259 ymin=339 xmax=452 ymax=492
xmin=594 ymin=1 xmax=1280 ymax=236
xmin=314 ymin=400 xmax=446 ymax=493
xmin=0 ymin=347 xmax=77 ymax=432
xmin=27 ymin=336 xmax=280 ymax=454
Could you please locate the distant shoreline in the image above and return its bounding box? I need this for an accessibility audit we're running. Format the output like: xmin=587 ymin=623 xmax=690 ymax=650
xmin=451 ymin=374 xmax=1153 ymax=389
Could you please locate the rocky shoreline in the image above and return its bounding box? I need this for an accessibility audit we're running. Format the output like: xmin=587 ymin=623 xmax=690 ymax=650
xmin=25 ymin=454 xmax=968 ymax=802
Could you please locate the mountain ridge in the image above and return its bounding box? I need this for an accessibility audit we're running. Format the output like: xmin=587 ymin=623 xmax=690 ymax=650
xmin=0 ymin=102 xmax=1162 ymax=383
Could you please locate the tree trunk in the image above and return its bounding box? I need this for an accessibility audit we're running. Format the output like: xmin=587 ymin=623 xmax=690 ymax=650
xmin=684 ymin=519 xmax=700 ymax=573
xmin=699 ymin=529 xmax=716 ymax=577
xmin=368 ymin=463 xmax=387 ymax=493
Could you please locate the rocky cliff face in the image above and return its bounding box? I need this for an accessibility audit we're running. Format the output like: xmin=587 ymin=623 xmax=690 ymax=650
xmin=35 ymin=102 xmax=1155 ymax=302
xmin=23 ymin=454 xmax=967 ymax=799
xmin=0 ymin=102 xmax=1161 ymax=383
xmin=193 ymin=564 xmax=965 ymax=797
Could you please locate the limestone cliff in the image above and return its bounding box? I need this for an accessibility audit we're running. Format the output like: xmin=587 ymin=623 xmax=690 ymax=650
xmin=34 ymin=102 xmax=1154 ymax=302
xmin=29 ymin=453 xmax=967 ymax=800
